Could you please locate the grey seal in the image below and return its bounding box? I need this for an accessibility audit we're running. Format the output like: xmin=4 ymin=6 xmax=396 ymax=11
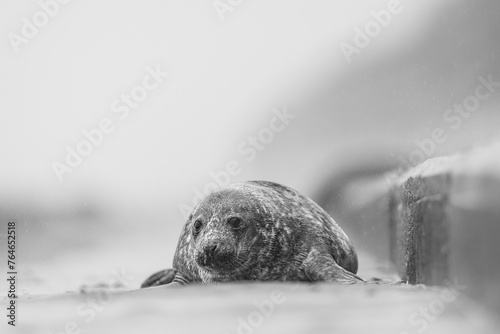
xmin=141 ymin=180 xmax=362 ymax=287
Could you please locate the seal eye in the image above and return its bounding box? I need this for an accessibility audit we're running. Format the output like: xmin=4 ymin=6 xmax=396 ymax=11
xmin=227 ymin=217 xmax=243 ymax=229
xmin=193 ymin=220 xmax=203 ymax=235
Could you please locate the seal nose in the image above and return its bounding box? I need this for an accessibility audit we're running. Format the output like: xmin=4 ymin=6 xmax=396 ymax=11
xmin=205 ymin=244 xmax=218 ymax=259
xmin=197 ymin=243 xmax=227 ymax=268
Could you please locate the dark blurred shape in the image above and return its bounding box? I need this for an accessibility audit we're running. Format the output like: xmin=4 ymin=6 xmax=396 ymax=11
xmin=317 ymin=142 xmax=500 ymax=315
xmin=0 ymin=192 xmax=105 ymax=262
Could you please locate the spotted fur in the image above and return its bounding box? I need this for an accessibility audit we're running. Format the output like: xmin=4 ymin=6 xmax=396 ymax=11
xmin=141 ymin=181 xmax=362 ymax=287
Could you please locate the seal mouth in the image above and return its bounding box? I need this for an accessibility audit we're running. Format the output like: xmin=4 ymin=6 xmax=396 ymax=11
xmin=196 ymin=254 xmax=255 ymax=283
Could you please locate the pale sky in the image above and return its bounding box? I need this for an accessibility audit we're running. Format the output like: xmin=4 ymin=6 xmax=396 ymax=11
xmin=0 ymin=0 xmax=449 ymax=211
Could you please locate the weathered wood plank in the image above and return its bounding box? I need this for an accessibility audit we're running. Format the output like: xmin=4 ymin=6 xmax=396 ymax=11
xmin=390 ymin=173 xmax=451 ymax=285
xmin=387 ymin=143 xmax=500 ymax=313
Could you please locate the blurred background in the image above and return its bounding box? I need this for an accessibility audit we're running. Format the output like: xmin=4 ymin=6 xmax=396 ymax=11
xmin=0 ymin=0 xmax=499 ymax=300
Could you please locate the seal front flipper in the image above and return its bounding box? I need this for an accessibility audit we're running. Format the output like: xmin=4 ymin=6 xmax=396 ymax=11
xmin=303 ymin=249 xmax=364 ymax=284
xmin=141 ymin=269 xmax=177 ymax=288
